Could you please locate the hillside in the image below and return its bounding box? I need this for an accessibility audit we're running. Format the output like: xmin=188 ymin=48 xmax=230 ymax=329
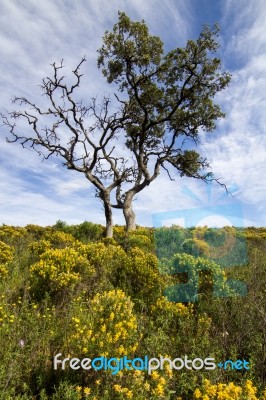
xmin=0 ymin=222 xmax=265 ymax=399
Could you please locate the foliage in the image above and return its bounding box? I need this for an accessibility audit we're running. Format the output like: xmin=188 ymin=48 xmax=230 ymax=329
xmin=160 ymin=252 xmax=237 ymax=303
xmin=53 ymin=220 xmax=104 ymax=243
xmin=154 ymin=226 xmax=248 ymax=267
xmin=0 ymin=223 xmax=265 ymax=399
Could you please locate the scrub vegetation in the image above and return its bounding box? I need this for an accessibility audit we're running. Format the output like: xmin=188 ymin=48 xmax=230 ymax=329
xmin=0 ymin=222 xmax=265 ymax=399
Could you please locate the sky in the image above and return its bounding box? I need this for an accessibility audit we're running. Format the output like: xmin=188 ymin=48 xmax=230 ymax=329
xmin=0 ymin=0 xmax=266 ymax=229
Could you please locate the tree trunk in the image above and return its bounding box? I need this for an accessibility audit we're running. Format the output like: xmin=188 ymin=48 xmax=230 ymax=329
xmin=105 ymin=217 xmax=113 ymax=238
xmin=102 ymin=193 xmax=113 ymax=238
xmin=123 ymin=192 xmax=136 ymax=232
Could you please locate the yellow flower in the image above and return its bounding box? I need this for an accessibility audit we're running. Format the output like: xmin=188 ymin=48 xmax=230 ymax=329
xmin=152 ymin=383 xmax=164 ymax=397
xmin=113 ymin=384 xmax=123 ymax=393
xmin=206 ymin=384 xmax=217 ymax=397
xmin=143 ymin=382 xmax=150 ymax=391
xmin=151 ymin=371 xmax=160 ymax=381
xmin=159 ymin=376 xmax=166 ymax=386
xmin=165 ymin=363 xmax=173 ymax=378
xmin=194 ymin=388 xmax=202 ymax=399
xmin=84 ymin=387 xmax=91 ymax=396
xmin=109 ymin=311 xmax=115 ymax=320
xmin=244 ymin=379 xmax=257 ymax=396
xmin=75 ymin=385 xmax=82 ymax=392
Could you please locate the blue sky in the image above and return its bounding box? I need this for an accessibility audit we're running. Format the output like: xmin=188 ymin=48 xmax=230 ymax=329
xmin=0 ymin=0 xmax=266 ymax=228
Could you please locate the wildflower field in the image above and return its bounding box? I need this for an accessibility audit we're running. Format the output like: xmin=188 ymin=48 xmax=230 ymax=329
xmin=0 ymin=222 xmax=265 ymax=399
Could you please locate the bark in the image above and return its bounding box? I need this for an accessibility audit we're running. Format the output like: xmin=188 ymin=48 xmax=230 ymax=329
xmin=102 ymin=192 xmax=113 ymax=238
xmin=123 ymin=192 xmax=136 ymax=232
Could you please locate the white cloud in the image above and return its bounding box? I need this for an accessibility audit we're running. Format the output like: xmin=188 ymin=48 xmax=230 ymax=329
xmin=194 ymin=0 xmax=266 ymax=226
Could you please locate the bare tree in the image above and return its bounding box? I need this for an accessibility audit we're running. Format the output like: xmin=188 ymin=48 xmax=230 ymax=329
xmin=1 ymin=58 xmax=135 ymax=237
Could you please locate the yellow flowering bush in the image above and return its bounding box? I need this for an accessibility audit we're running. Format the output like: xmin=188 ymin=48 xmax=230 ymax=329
xmin=113 ymin=226 xmax=127 ymax=242
xmin=43 ymin=230 xmax=77 ymax=248
xmin=151 ymin=296 xmax=191 ymax=317
xmin=76 ymin=242 xmax=128 ymax=269
xmin=101 ymin=237 xmax=118 ymax=246
xmin=30 ymin=247 xmax=95 ymax=293
xmin=0 ymin=241 xmax=13 ymax=277
xmin=193 ymin=379 xmax=265 ymax=400
xmin=67 ymin=289 xmax=139 ymax=357
xmin=113 ymin=226 xmax=154 ymax=252
xmin=100 ymin=364 xmax=172 ymax=399
xmin=0 ymin=225 xmax=27 ymax=243
xmin=29 ymin=239 xmax=52 ymax=257
xmin=29 ymin=231 xmax=77 ymax=260
xmin=150 ymin=295 xmax=194 ymax=333
xmin=112 ymin=368 xmax=172 ymax=399
xmin=71 ymin=241 xmax=165 ymax=304
xmin=0 ymin=264 xmax=8 ymax=277
xmin=73 ymin=241 xmax=130 ymax=291
xmin=125 ymin=247 xmax=165 ymax=303
xmin=25 ymin=224 xmax=48 ymax=239
xmin=124 ymin=233 xmax=154 ymax=252
xmin=149 ymin=370 xmax=169 ymax=398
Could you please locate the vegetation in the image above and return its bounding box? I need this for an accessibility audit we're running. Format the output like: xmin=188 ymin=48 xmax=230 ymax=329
xmin=0 ymin=222 xmax=265 ymax=399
